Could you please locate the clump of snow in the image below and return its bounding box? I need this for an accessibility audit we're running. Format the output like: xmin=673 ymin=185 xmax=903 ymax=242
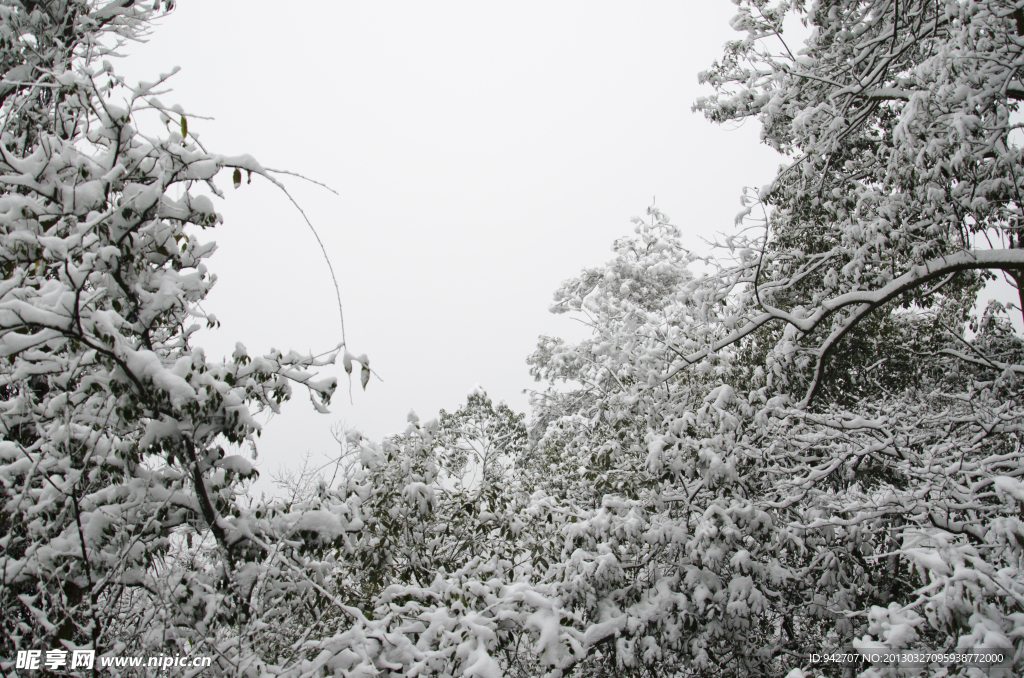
xmin=291 ymin=510 xmax=343 ymax=539
xmin=217 ymin=456 xmax=254 ymax=476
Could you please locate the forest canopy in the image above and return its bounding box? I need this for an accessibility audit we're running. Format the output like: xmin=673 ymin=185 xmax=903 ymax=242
xmin=1 ymin=1 xmax=1023 ymax=677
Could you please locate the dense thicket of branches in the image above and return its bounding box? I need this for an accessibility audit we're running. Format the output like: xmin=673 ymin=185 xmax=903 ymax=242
xmin=2 ymin=1 xmax=1023 ymax=677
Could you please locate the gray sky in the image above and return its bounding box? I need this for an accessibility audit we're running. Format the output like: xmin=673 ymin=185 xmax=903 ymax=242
xmin=112 ymin=2 xmax=814 ymax=490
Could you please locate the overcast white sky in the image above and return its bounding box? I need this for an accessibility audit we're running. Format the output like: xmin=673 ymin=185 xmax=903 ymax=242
xmin=116 ymin=2 xmax=1012 ymax=492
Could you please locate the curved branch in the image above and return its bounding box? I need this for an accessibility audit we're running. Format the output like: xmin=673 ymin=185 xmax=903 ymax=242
xmin=801 ymin=249 xmax=1024 ymax=405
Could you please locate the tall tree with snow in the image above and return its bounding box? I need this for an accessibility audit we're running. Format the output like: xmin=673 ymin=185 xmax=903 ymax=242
xmin=514 ymin=0 xmax=1024 ymax=673
xmin=0 ymin=0 xmax=342 ymax=666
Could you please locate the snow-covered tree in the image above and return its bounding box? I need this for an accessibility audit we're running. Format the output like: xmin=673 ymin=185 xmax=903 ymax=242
xmin=434 ymin=388 xmax=526 ymax=488
xmin=511 ymin=201 xmax=1020 ymax=677
xmin=693 ymin=0 xmax=1024 ymax=395
xmin=505 ymin=0 xmax=1024 ymax=673
xmin=0 ymin=0 xmax=343 ymax=666
xmin=235 ymin=403 xmax=573 ymax=678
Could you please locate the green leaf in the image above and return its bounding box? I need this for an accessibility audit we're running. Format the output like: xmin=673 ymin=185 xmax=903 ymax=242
xmin=233 ymin=168 xmax=241 ymax=189
xmin=180 ymin=115 xmax=187 ymax=138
